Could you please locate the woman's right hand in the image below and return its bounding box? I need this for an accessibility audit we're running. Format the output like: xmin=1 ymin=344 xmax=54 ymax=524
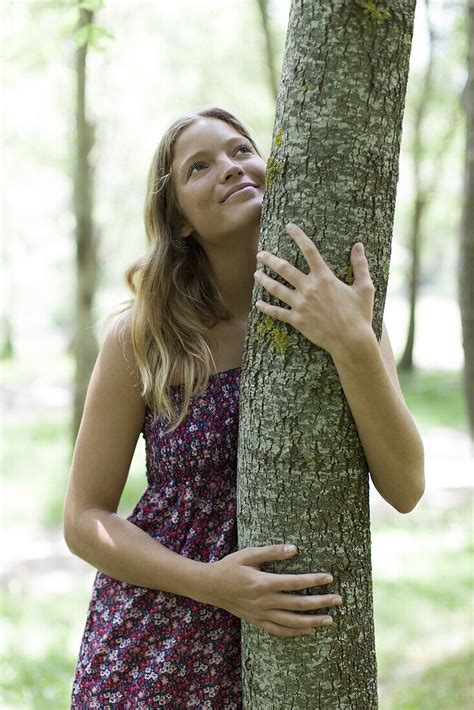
xmin=206 ymin=544 xmax=343 ymax=638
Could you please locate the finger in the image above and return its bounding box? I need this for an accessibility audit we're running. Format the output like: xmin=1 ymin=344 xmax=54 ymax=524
xmin=267 ymin=572 xmax=333 ymax=592
xmin=286 ymin=222 xmax=331 ymax=275
xmin=255 ymin=299 xmax=297 ymax=325
xmin=350 ymin=242 xmax=374 ymax=290
xmin=254 ymin=269 xmax=298 ymax=307
xmin=258 ymin=619 xmax=315 ymax=638
xmin=256 ymin=250 xmax=305 ymax=291
xmin=265 ymin=609 xmax=333 ymax=630
xmin=264 ymin=593 xmax=342 ymax=612
xmin=241 ymin=544 xmax=300 ymax=567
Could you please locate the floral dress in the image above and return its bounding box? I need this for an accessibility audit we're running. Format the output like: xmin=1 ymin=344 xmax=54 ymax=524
xmin=71 ymin=367 xmax=242 ymax=709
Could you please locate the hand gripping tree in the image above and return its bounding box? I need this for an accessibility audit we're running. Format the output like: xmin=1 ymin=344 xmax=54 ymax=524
xmin=237 ymin=1 xmax=416 ymax=707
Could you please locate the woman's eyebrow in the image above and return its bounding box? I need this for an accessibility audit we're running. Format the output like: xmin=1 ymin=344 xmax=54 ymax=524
xmin=180 ymin=137 xmax=245 ymax=178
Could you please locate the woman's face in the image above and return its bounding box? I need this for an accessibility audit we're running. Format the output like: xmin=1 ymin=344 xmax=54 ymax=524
xmin=171 ymin=117 xmax=266 ymax=248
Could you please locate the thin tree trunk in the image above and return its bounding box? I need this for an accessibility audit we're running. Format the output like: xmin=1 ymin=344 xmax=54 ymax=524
xmin=459 ymin=0 xmax=474 ymax=442
xmin=399 ymin=192 xmax=423 ymax=372
xmin=238 ymin=1 xmax=416 ymax=707
xmin=398 ymin=0 xmax=435 ymax=371
xmin=399 ymin=0 xmax=461 ymax=372
xmin=256 ymin=0 xmax=279 ymax=103
xmin=71 ymin=6 xmax=99 ymax=446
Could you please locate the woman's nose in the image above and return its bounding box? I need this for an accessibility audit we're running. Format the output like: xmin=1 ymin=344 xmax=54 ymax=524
xmin=221 ymin=163 xmax=244 ymax=181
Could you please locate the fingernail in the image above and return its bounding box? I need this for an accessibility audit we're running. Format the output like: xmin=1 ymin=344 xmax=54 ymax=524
xmin=285 ymin=545 xmax=297 ymax=554
xmin=322 ymin=618 xmax=333 ymax=626
xmin=355 ymin=242 xmax=364 ymax=252
xmin=322 ymin=575 xmax=333 ymax=584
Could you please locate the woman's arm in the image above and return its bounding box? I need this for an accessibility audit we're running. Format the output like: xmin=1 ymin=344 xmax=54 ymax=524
xmin=330 ymin=323 xmax=425 ymax=513
xmin=63 ymin=311 xmax=212 ymax=604
xmin=254 ymin=227 xmax=425 ymax=514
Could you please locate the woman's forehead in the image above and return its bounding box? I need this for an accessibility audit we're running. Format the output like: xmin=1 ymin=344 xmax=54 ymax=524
xmin=174 ymin=118 xmax=244 ymax=158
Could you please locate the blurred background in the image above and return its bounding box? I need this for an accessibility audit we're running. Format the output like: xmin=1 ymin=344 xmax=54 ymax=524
xmin=1 ymin=0 xmax=472 ymax=707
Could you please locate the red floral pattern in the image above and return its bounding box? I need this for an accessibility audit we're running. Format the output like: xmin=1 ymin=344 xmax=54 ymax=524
xmin=71 ymin=367 xmax=242 ymax=708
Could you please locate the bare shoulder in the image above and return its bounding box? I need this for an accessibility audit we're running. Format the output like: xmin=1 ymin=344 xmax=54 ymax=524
xmin=103 ymin=307 xmax=138 ymax=374
xmin=97 ymin=304 xmax=147 ymax=419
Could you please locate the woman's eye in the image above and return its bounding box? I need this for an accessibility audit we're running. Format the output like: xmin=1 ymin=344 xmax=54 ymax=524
xmin=188 ymin=142 xmax=253 ymax=176
xmin=188 ymin=161 xmax=205 ymax=176
xmin=237 ymin=142 xmax=253 ymax=153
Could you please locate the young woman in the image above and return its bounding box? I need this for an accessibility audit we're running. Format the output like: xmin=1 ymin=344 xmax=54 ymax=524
xmin=63 ymin=106 xmax=424 ymax=708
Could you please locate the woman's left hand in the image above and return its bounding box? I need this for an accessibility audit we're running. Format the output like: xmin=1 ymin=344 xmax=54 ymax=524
xmin=254 ymin=222 xmax=375 ymax=358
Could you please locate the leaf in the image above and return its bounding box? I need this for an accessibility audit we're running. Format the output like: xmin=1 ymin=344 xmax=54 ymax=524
xmin=78 ymin=0 xmax=104 ymax=11
xmin=72 ymin=23 xmax=114 ymax=50
xmin=72 ymin=24 xmax=91 ymax=48
xmin=88 ymin=25 xmax=115 ymax=50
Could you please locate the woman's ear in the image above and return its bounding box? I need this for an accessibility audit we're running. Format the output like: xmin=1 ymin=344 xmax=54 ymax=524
xmin=180 ymin=222 xmax=193 ymax=239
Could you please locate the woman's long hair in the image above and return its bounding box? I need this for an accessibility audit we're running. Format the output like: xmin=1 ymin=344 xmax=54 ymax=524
xmin=98 ymin=107 xmax=263 ymax=434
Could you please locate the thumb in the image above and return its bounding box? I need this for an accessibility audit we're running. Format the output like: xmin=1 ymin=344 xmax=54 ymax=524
xmin=351 ymin=242 xmax=373 ymax=289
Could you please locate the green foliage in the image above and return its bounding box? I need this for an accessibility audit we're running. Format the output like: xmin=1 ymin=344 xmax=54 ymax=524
xmin=53 ymin=0 xmax=114 ymax=51
xmin=78 ymin=0 xmax=104 ymax=10
xmin=72 ymin=22 xmax=114 ymax=51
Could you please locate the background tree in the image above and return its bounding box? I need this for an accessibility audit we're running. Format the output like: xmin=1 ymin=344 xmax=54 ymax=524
xmin=69 ymin=0 xmax=113 ymax=444
xmin=399 ymin=0 xmax=460 ymax=372
xmin=238 ymin=0 xmax=416 ymax=706
xmin=70 ymin=2 xmax=98 ymax=444
xmin=459 ymin=0 xmax=474 ymax=441
xmin=256 ymin=0 xmax=279 ymax=103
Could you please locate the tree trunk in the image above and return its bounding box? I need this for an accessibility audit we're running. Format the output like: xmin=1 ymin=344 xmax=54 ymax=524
xmin=398 ymin=193 xmax=423 ymax=372
xmin=459 ymin=0 xmax=474 ymax=442
xmin=399 ymin=0 xmax=461 ymax=372
xmin=238 ymin=1 xmax=416 ymax=707
xmin=71 ymin=6 xmax=99 ymax=446
xmin=256 ymin=0 xmax=279 ymax=103
xmin=398 ymin=0 xmax=435 ymax=372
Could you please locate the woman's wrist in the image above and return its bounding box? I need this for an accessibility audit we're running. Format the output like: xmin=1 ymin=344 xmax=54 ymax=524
xmin=329 ymin=325 xmax=377 ymax=369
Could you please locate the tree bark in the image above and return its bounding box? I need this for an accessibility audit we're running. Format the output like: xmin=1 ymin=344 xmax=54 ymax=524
xmin=238 ymin=1 xmax=416 ymax=707
xmin=459 ymin=0 xmax=474 ymax=442
xmin=71 ymin=6 xmax=99 ymax=446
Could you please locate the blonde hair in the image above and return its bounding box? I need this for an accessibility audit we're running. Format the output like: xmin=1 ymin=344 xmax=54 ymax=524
xmin=98 ymin=107 xmax=263 ymax=434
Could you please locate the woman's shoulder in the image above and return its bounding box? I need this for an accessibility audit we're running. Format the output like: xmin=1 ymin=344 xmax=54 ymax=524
xmin=101 ymin=304 xmax=144 ymax=396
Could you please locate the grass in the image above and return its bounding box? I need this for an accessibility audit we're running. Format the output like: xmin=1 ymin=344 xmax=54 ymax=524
xmin=0 ymin=582 xmax=93 ymax=709
xmin=373 ymin=500 xmax=473 ymax=708
xmin=398 ymin=367 xmax=468 ymax=432
xmin=386 ymin=647 xmax=474 ymax=709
